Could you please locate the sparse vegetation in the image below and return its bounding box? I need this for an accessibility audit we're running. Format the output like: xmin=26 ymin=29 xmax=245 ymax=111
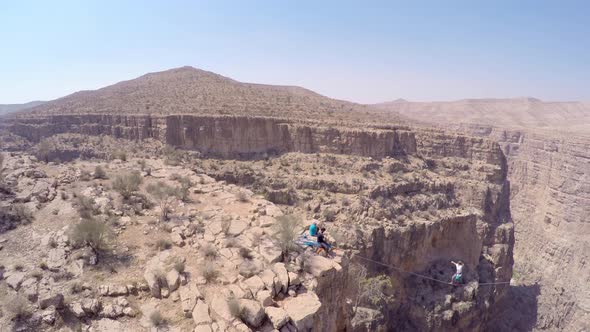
xmin=228 ymin=296 xmax=243 ymax=318
xmin=75 ymin=195 xmax=99 ymax=219
xmin=112 ymin=171 xmax=143 ymax=199
xmin=239 ymin=247 xmax=254 ymax=260
xmin=201 ymin=243 xmax=218 ymax=260
xmin=322 ymin=208 xmax=337 ymax=222
xmin=70 ymin=218 xmax=113 ymax=262
xmin=80 ymin=169 xmax=92 ymax=181
xmin=111 ymin=150 xmax=127 ymax=162
xmin=235 ymin=191 xmax=249 ymax=202
xmin=172 ymin=258 xmax=185 ymax=273
xmin=149 ymin=310 xmax=165 ymax=327
xmin=94 ymin=165 xmax=108 ymax=179
xmin=12 ymin=204 xmax=34 ymax=224
xmin=271 ymin=214 xmax=302 ymax=259
xmin=349 ymin=263 xmax=394 ymax=316
xmin=147 ymin=181 xmax=180 ymax=221
xmin=155 ymin=239 xmax=173 ymax=251
xmin=163 ymin=145 xmax=184 ymax=166
xmin=220 ymin=216 xmax=232 ymax=235
xmin=36 ymin=139 xmax=53 ymax=163
xmin=202 ymin=262 xmax=219 ymax=283
xmin=7 ymin=295 xmax=31 ymax=322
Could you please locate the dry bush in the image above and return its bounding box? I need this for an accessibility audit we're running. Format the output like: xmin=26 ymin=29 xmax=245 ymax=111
xmin=202 ymin=262 xmax=219 ymax=283
xmin=7 ymin=295 xmax=31 ymax=322
xmin=163 ymin=145 xmax=184 ymax=166
xmin=271 ymin=214 xmax=302 ymax=259
xmin=70 ymin=218 xmax=112 ymax=262
xmin=235 ymin=191 xmax=249 ymax=202
xmin=155 ymin=239 xmax=172 ymax=251
xmin=224 ymin=237 xmax=239 ymax=248
xmin=149 ymin=310 xmax=165 ymax=327
xmin=36 ymin=140 xmax=53 ymax=163
xmin=239 ymin=247 xmax=253 ymax=260
xmin=172 ymin=259 xmax=185 ymax=273
xmin=227 ymin=296 xmax=243 ymax=318
xmin=188 ymin=221 xmax=205 ymax=234
xmin=112 ymin=171 xmax=143 ymax=199
xmin=111 ymin=150 xmax=127 ymax=162
xmin=94 ymin=165 xmax=108 ymax=179
xmin=322 ymin=209 xmax=337 ymax=222
xmin=12 ymin=204 xmax=34 ymax=224
xmin=80 ymin=170 xmax=92 ymax=181
xmin=75 ymin=196 xmax=99 ymax=219
xmin=201 ymin=244 xmax=218 ymax=260
xmin=147 ymin=182 xmax=180 ymax=221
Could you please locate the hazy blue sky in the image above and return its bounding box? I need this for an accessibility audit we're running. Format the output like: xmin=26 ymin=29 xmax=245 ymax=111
xmin=1 ymin=0 xmax=588 ymax=104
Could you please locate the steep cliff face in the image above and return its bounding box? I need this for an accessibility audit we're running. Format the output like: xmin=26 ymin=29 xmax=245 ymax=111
xmin=3 ymin=114 xmax=416 ymax=159
xmin=458 ymin=125 xmax=590 ymax=331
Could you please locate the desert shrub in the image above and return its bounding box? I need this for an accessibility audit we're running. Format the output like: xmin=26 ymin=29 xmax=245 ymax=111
xmin=239 ymin=260 xmax=261 ymax=278
xmin=227 ymin=296 xmax=243 ymax=318
xmin=235 ymin=191 xmax=249 ymax=202
xmin=79 ymin=170 xmax=92 ymax=181
xmin=225 ymin=237 xmax=238 ymax=248
xmin=271 ymin=214 xmax=302 ymax=259
xmin=60 ymin=191 xmax=69 ymax=200
xmin=12 ymin=204 xmax=34 ymax=224
xmin=201 ymin=244 xmax=218 ymax=260
xmin=147 ymin=182 xmax=180 ymax=222
xmin=75 ymin=196 xmax=99 ymax=219
xmin=14 ymin=263 xmax=24 ymax=271
xmin=29 ymin=270 xmax=43 ymax=280
xmin=177 ymin=176 xmax=192 ymax=202
xmin=155 ymin=239 xmax=173 ymax=251
xmin=94 ymin=165 xmax=108 ymax=179
xmin=172 ymin=259 xmax=185 ymax=274
xmin=322 ymin=209 xmax=337 ymax=222
xmin=7 ymin=295 xmax=31 ymax=321
xmin=39 ymin=262 xmax=48 ymax=270
xmin=201 ymin=262 xmax=219 ymax=283
xmin=36 ymin=140 xmax=53 ymax=163
xmin=163 ymin=145 xmax=184 ymax=166
xmin=69 ymin=281 xmax=83 ymax=294
xmin=112 ymin=171 xmax=143 ymax=199
xmin=239 ymin=247 xmax=253 ymax=260
xmin=188 ymin=221 xmax=205 ymax=234
xmin=111 ymin=150 xmax=127 ymax=162
xmin=70 ymin=218 xmax=112 ymax=262
xmin=149 ymin=310 xmax=165 ymax=327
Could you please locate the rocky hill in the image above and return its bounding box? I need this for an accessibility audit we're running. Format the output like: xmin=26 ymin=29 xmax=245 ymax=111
xmin=19 ymin=66 xmax=403 ymax=125
xmin=380 ymin=99 xmax=590 ymax=331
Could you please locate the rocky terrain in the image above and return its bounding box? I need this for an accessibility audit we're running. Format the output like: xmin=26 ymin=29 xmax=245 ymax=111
xmin=0 ymin=68 xmax=526 ymax=331
xmin=377 ymin=99 xmax=590 ymax=331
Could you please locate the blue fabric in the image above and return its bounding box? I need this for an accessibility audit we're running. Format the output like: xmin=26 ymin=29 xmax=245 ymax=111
xmin=309 ymin=224 xmax=318 ymax=236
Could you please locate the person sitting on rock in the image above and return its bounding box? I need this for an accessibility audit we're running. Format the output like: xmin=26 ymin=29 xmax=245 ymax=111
xmin=309 ymin=221 xmax=318 ymax=237
xmin=451 ymin=260 xmax=464 ymax=285
xmin=316 ymin=227 xmax=332 ymax=256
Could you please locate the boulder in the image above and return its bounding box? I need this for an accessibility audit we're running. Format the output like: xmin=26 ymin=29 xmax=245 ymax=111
xmin=282 ymin=293 xmax=322 ymax=331
xmin=70 ymin=302 xmax=86 ymax=318
xmin=257 ymin=290 xmax=273 ymax=307
xmin=242 ymin=275 xmax=265 ymax=297
xmin=259 ymin=241 xmax=282 ymax=264
xmin=38 ymin=292 xmax=64 ymax=310
xmin=41 ymin=305 xmax=57 ymax=325
xmin=194 ymin=324 xmax=213 ymax=332
xmin=180 ymin=283 xmax=203 ymax=317
xmin=81 ymin=298 xmax=102 ymax=315
xmin=143 ymin=270 xmax=161 ymax=298
xmin=109 ymin=285 xmax=128 ymax=296
xmin=265 ymin=306 xmax=290 ymax=329
xmin=228 ymin=220 xmax=248 ymax=236
xmin=272 ymin=263 xmax=289 ymax=294
xmin=21 ymin=278 xmax=38 ymax=301
xmin=5 ymin=271 xmax=25 ymax=290
xmin=238 ymin=299 xmax=265 ymax=327
xmin=305 ymin=254 xmax=338 ymax=278
xmin=192 ymin=300 xmax=213 ymax=326
xmin=171 ymin=231 xmax=185 ymax=247
xmin=166 ymin=269 xmax=180 ymax=292
xmin=210 ymin=296 xmax=234 ymax=321
xmin=259 ymin=269 xmax=277 ymax=294
xmin=47 ymin=248 xmax=67 ymax=270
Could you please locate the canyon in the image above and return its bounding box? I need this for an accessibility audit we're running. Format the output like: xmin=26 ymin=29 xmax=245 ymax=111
xmin=0 ymin=67 xmax=586 ymax=331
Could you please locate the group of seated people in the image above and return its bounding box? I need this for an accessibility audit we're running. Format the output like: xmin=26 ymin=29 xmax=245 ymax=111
xmin=308 ymin=221 xmax=332 ymax=255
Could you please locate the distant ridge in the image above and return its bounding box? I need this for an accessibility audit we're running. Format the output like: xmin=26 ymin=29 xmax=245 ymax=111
xmin=22 ymin=66 xmax=405 ymax=124
xmin=374 ymin=97 xmax=590 ymax=130
xmin=0 ymin=101 xmax=46 ymax=116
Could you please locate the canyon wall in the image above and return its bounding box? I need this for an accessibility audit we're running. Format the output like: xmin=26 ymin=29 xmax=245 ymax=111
xmin=457 ymin=125 xmax=590 ymax=331
xmin=4 ymin=114 xmax=416 ymax=159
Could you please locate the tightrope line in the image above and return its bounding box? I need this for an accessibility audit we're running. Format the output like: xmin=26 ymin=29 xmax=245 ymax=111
xmin=352 ymin=254 xmax=511 ymax=286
